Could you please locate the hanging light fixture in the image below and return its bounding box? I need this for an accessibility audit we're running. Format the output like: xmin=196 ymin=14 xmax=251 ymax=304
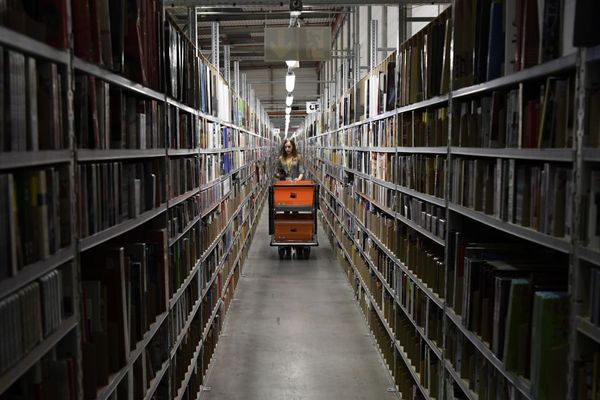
xmin=285 ymin=60 xmax=299 ymax=69
xmin=285 ymin=70 xmax=295 ymax=93
xmin=286 ymin=94 xmax=293 ymax=107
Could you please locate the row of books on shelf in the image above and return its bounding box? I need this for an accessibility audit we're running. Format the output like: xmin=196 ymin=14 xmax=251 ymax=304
xmin=326 ymin=189 xmax=573 ymax=400
xmin=0 ymin=266 xmax=68 ymax=374
xmin=352 ymin=189 xmax=446 ymax=244
xmin=452 ymin=77 xmax=573 ymax=149
xmin=78 ymin=226 xmax=175 ymax=398
xmin=75 ymin=74 xmax=165 ymax=150
xmin=329 ymin=214 xmax=439 ymax=399
xmin=451 ymin=157 xmax=572 ymax=238
xmin=169 ymin=194 xmax=202 ymax=241
xmin=0 ymin=168 xmax=72 ymax=275
xmin=353 ymin=177 xmax=396 ymax=211
xmin=171 ymin=277 xmax=199 ymax=349
xmin=169 ymin=157 xmax=200 ymax=199
xmin=78 ymin=160 xmax=165 ymax=238
xmin=0 ymin=48 xmax=67 ymax=152
xmin=576 ymin=350 xmax=600 ymax=400
xmin=346 ymin=150 xmax=394 ymax=183
xmin=3 ymin=350 xmax=78 ymax=400
xmin=73 ymin=0 xmax=161 ymax=89
xmin=324 ymin=165 xmax=576 ymax=396
xmin=591 ymin=267 xmax=600 ymax=327
xmin=454 ymin=0 xmax=568 ymax=90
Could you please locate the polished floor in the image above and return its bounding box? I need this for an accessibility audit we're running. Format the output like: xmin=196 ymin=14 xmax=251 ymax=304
xmin=201 ymin=207 xmax=398 ymax=400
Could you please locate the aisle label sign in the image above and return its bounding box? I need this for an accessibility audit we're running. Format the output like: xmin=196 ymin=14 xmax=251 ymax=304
xmin=273 ymin=128 xmax=281 ymax=134
xmin=306 ymin=101 xmax=320 ymax=113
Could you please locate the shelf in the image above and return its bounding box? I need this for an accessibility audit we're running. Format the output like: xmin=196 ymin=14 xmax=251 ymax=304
xmin=166 ymin=98 xmax=200 ymax=116
xmin=452 ymin=54 xmax=577 ymax=100
xmin=174 ymin=341 xmax=202 ymax=400
xmin=445 ymin=308 xmax=533 ymax=400
xmin=576 ymin=316 xmax=600 ymax=344
xmin=170 ymin=185 xmax=257 ymax=310
xmin=448 ymin=203 xmax=572 ymax=253
xmin=395 ymin=212 xmax=445 ymax=246
xmin=321 ymin=213 xmax=436 ymax=397
xmin=170 ymin=298 xmax=202 ymax=359
xmin=78 ymin=149 xmax=166 ymax=162
xmin=396 ymin=146 xmax=447 ymax=155
xmin=79 ymin=204 xmax=167 ymax=252
xmin=143 ymin=360 xmax=169 ymax=400
xmin=0 ymin=315 xmax=77 ymax=395
xmin=0 ymin=150 xmax=72 ymax=170
xmin=169 ymin=261 xmax=200 ymax=310
xmin=200 ymin=148 xmax=230 ymax=154
xmin=355 ymin=191 xmax=396 ymax=218
xmin=450 ymin=147 xmax=574 ymax=162
xmin=74 ymin=57 xmax=165 ymax=101
xmin=583 ymin=148 xmax=600 ymax=162
xmin=0 ymin=246 xmax=75 ymax=299
xmin=321 ymin=178 xmax=446 ymax=311
xmin=95 ymin=310 xmax=168 ymax=400
xmin=173 ymin=296 xmax=225 ymax=400
xmin=201 ymin=178 xmax=223 ymax=191
xmin=370 ymin=175 xmax=397 ymax=191
xmin=169 ymin=189 xmax=200 ymax=209
xmin=578 ymin=246 xmax=600 ymax=265
xmin=397 ymin=94 xmax=450 ymax=114
xmin=372 ymin=109 xmax=397 ymax=121
xmin=169 ymin=215 xmax=202 ymax=247
xmin=396 ymin=185 xmax=446 ymax=208
xmin=444 ymin=360 xmax=479 ymax=400
xmin=168 ymin=149 xmax=199 ymax=157
xmin=324 ymin=195 xmax=446 ymax=319
xmin=0 ymin=26 xmax=70 ymax=64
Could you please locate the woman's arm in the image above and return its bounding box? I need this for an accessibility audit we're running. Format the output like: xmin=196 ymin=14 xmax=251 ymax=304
xmin=294 ymin=158 xmax=305 ymax=180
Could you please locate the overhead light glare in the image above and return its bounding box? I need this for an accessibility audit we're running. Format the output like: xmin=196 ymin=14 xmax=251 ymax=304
xmin=286 ymin=94 xmax=293 ymax=106
xmin=285 ymin=60 xmax=300 ymax=68
xmin=285 ymin=71 xmax=295 ymax=92
xmin=285 ymin=106 xmax=291 ymax=115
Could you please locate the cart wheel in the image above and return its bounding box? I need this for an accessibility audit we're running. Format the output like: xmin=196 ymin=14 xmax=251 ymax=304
xmin=304 ymin=247 xmax=311 ymax=259
xmin=285 ymin=247 xmax=292 ymax=259
xmin=278 ymin=247 xmax=286 ymax=259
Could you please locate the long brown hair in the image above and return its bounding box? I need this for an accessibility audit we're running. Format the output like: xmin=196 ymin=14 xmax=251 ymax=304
xmin=280 ymin=139 xmax=298 ymax=159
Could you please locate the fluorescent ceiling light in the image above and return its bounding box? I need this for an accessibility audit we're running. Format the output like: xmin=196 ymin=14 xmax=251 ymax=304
xmin=286 ymin=94 xmax=293 ymax=107
xmin=285 ymin=71 xmax=295 ymax=93
xmin=285 ymin=106 xmax=291 ymax=115
xmin=285 ymin=115 xmax=291 ymax=123
xmin=286 ymin=60 xmax=299 ymax=69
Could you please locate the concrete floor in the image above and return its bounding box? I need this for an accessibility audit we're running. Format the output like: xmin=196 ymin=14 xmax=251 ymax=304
xmin=201 ymin=207 xmax=398 ymax=400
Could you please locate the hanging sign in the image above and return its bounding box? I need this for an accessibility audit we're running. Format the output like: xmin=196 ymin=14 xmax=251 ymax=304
xmin=306 ymin=101 xmax=321 ymax=113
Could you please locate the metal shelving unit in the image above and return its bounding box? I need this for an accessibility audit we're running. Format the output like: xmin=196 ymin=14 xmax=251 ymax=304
xmin=73 ymin=57 xmax=165 ymax=101
xmin=0 ymin=150 xmax=72 ymax=170
xmin=0 ymin=8 xmax=277 ymax=399
xmin=78 ymin=148 xmax=167 ymax=161
xmin=448 ymin=203 xmax=572 ymax=253
xmin=79 ymin=204 xmax=168 ymax=252
xmin=450 ymin=147 xmax=575 ymax=161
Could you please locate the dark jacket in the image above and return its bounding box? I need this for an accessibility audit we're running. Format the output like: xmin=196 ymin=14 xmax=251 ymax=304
xmin=275 ymin=156 xmax=304 ymax=180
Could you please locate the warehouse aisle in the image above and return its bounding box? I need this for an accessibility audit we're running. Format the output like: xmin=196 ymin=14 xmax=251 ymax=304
xmin=201 ymin=206 xmax=398 ymax=400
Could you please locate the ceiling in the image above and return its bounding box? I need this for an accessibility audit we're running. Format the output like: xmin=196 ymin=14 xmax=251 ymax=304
xmin=164 ymin=1 xmax=450 ymax=136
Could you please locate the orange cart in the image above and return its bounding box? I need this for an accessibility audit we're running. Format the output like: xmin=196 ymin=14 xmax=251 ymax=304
xmin=268 ymin=180 xmax=319 ymax=259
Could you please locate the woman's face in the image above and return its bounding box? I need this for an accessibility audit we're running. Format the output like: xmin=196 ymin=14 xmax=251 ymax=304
xmin=284 ymin=142 xmax=293 ymax=155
